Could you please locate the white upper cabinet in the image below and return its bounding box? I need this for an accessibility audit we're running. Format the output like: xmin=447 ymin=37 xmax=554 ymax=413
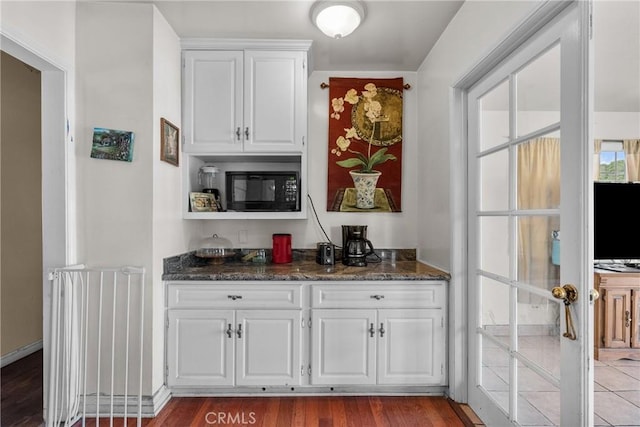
xmin=183 ymin=47 xmax=308 ymax=154
xmin=183 ymin=51 xmax=243 ymax=153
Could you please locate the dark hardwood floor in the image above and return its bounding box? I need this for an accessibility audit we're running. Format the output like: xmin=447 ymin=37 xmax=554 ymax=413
xmin=1 ymin=349 xmax=44 ymax=426
xmin=1 ymin=350 xmax=479 ymax=427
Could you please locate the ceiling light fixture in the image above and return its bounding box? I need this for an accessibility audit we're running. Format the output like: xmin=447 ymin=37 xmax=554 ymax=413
xmin=310 ymin=1 xmax=366 ymax=39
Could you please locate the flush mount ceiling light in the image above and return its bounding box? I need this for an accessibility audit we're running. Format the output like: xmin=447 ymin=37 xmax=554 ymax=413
xmin=310 ymin=0 xmax=366 ymax=39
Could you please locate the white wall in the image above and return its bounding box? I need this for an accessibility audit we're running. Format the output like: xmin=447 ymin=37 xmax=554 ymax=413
xmin=0 ymin=1 xmax=75 ymax=71
xmin=416 ymin=0 xmax=539 ymax=271
xmin=151 ymin=7 xmax=196 ymax=392
xmin=198 ymin=70 xmax=419 ymax=252
xmin=76 ymin=2 xmax=191 ymax=396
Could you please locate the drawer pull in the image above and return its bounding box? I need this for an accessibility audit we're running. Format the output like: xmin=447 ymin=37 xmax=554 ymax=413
xmin=370 ymin=295 xmax=385 ymax=300
xmin=369 ymin=323 xmax=376 ymax=338
xmin=379 ymin=323 xmax=386 ymax=338
xmin=236 ymin=127 xmax=241 ymax=140
xmin=237 ymin=324 xmax=243 ymax=339
xmin=626 ymin=310 xmax=631 ymax=328
xmin=228 ymin=295 xmax=243 ymax=301
xmin=226 ymin=323 xmax=233 ymax=338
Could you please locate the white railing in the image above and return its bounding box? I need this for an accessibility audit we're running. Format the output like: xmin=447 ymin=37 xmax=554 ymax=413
xmin=46 ymin=266 xmax=145 ymax=427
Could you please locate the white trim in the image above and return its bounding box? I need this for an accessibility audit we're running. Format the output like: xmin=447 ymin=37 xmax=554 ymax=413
xmin=0 ymin=340 xmax=43 ymax=368
xmin=180 ymin=38 xmax=312 ymax=52
xmin=447 ymin=87 xmax=468 ymax=403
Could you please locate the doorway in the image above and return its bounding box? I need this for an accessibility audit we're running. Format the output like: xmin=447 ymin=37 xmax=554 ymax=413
xmin=0 ymin=33 xmax=70 ymax=417
xmin=452 ymin=1 xmax=594 ymax=425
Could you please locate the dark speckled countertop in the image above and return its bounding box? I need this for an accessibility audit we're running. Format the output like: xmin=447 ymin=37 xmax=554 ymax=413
xmin=163 ymin=249 xmax=450 ymax=282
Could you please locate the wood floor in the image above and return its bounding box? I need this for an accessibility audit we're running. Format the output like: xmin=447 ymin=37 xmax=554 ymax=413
xmin=1 ymin=349 xmax=44 ymax=426
xmin=1 ymin=350 xmax=479 ymax=427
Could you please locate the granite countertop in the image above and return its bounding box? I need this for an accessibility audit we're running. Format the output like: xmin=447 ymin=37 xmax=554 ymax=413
xmin=163 ymin=249 xmax=450 ymax=282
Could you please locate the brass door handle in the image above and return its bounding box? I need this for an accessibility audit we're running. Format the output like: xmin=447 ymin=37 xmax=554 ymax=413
xmin=551 ymin=284 xmax=578 ymax=304
xmin=552 ymin=284 xmax=578 ymax=340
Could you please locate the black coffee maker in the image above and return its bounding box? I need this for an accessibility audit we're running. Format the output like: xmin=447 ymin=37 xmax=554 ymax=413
xmin=342 ymin=225 xmax=375 ymax=267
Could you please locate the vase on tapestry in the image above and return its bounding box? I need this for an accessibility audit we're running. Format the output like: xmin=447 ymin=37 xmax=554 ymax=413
xmin=349 ymin=170 xmax=382 ymax=209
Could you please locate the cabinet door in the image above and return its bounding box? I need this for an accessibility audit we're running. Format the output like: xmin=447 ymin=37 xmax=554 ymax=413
xmin=311 ymin=309 xmax=376 ymax=385
xmin=183 ymin=51 xmax=243 ymax=153
xmin=633 ymin=290 xmax=640 ymax=349
xmin=236 ymin=310 xmax=301 ymax=386
xmin=167 ymin=310 xmax=234 ymax=387
xmin=243 ymin=50 xmax=305 ymax=153
xmin=603 ymin=288 xmax=632 ymax=348
xmin=377 ymin=309 xmax=445 ymax=385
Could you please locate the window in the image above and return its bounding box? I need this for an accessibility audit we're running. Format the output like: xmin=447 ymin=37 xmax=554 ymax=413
xmin=599 ymin=140 xmax=626 ymax=182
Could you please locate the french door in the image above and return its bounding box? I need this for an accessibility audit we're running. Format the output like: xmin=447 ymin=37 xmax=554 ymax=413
xmin=466 ymin=2 xmax=594 ymax=426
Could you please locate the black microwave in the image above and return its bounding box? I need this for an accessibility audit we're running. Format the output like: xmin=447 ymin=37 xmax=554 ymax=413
xmin=225 ymin=171 xmax=300 ymax=212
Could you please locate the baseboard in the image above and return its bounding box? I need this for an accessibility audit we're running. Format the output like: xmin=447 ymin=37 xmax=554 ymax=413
xmin=0 ymin=340 xmax=43 ymax=368
xmin=77 ymin=385 xmax=171 ymax=418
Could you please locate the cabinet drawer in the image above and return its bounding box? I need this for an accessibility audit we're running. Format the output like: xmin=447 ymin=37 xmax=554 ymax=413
xmin=311 ymin=283 xmax=445 ymax=309
xmin=168 ymin=283 xmax=302 ymax=309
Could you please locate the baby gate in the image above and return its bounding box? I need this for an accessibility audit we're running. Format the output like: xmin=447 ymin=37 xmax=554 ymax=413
xmin=46 ymin=266 xmax=145 ymax=426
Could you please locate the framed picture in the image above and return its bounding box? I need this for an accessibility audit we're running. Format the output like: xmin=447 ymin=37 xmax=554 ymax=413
xmin=90 ymin=128 xmax=135 ymax=162
xmin=160 ymin=118 xmax=179 ymax=166
xmin=190 ymin=192 xmax=218 ymax=212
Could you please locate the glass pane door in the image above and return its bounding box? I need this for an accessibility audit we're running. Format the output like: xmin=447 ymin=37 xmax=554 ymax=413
xmin=467 ymin=4 xmax=592 ymax=426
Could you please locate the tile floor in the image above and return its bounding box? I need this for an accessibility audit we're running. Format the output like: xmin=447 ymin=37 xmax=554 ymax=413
xmin=481 ymin=335 xmax=640 ymax=426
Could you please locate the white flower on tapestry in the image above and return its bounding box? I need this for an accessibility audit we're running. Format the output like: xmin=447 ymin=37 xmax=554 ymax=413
xmin=330 ymin=128 xmax=361 ymax=157
xmin=330 ymin=83 xmax=396 ymax=173
xmin=330 ymin=97 xmax=345 ymax=119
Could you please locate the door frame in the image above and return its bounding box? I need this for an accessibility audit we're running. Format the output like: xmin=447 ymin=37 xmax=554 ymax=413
xmin=448 ymin=0 xmax=592 ymax=414
xmin=1 ymin=29 xmax=73 ymax=411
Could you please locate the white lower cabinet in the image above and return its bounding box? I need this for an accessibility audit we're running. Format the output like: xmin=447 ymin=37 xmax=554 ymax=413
xmin=311 ymin=308 xmax=444 ymax=386
xmin=310 ymin=282 xmax=447 ymax=386
xmin=166 ymin=280 xmax=447 ymax=391
xmin=167 ymin=283 xmax=303 ymax=388
xmin=168 ymin=309 xmax=301 ymax=387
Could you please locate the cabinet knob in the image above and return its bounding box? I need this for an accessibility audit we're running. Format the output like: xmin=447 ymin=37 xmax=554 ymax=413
xmin=626 ymin=310 xmax=631 ymax=328
xmin=228 ymin=295 xmax=243 ymax=301
xmin=379 ymin=323 xmax=386 ymax=338
xmin=226 ymin=323 xmax=234 ymax=338
xmin=369 ymin=323 xmax=375 ymax=338
xmin=245 ymin=127 xmax=250 ymax=139
xmin=370 ymin=295 xmax=385 ymax=300
xmin=237 ymin=323 xmax=243 ymax=338
xmin=235 ymin=127 xmax=241 ymax=140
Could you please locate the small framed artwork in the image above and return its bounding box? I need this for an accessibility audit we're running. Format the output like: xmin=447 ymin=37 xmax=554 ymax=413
xmin=91 ymin=128 xmax=135 ymax=162
xmin=160 ymin=118 xmax=179 ymax=166
xmin=190 ymin=192 xmax=218 ymax=212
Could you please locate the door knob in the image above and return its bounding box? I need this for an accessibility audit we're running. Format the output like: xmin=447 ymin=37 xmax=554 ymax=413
xmin=551 ymin=284 xmax=578 ymax=304
xmin=589 ymin=289 xmax=600 ymax=303
xmin=551 ymin=284 xmax=578 ymax=340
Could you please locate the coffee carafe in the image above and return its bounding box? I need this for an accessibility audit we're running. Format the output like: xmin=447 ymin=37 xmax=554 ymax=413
xmin=342 ymin=225 xmax=375 ymax=267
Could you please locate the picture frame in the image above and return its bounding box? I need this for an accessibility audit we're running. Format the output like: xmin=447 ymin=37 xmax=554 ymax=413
xmin=189 ymin=192 xmax=218 ymax=212
xmin=90 ymin=128 xmax=135 ymax=162
xmin=160 ymin=118 xmax=179 ymax=166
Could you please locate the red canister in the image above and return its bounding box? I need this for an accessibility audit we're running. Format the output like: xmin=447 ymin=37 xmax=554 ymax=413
xmin=272 ymin=233 xmax=292 ymax=264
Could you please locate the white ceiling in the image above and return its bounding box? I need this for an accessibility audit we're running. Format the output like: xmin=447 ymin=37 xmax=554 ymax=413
xmin=151 ymin=0 xmax=465 ymax=71
xmin=145 ymin=0 xmax=638 ymax=111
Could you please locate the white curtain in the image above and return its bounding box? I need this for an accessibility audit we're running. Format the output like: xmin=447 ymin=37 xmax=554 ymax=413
xmin=517 ymin=137 xmax=561 ymax=302
xmin=594 ymin=139 xmax=602 ymax=181
xmin=623 ymin=139 xmax=640 ymax=182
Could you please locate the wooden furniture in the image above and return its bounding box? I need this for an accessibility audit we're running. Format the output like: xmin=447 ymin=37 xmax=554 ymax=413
xmin=166 ymin=280 xmax=448 ymax=394
xmin=594 ymin=271 xmax=640 ymax=361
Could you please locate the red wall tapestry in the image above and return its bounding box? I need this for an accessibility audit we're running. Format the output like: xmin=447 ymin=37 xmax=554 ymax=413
xmin=326 ymin=77 xmax=403 ymax=212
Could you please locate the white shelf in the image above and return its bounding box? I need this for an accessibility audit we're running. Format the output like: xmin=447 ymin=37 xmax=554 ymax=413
xmin=183 ymin=210 xmax=307 ymax=220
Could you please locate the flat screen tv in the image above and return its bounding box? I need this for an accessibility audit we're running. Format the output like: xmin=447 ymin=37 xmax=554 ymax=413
xmin=594 ymin=182 xmax=640 ymax=261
